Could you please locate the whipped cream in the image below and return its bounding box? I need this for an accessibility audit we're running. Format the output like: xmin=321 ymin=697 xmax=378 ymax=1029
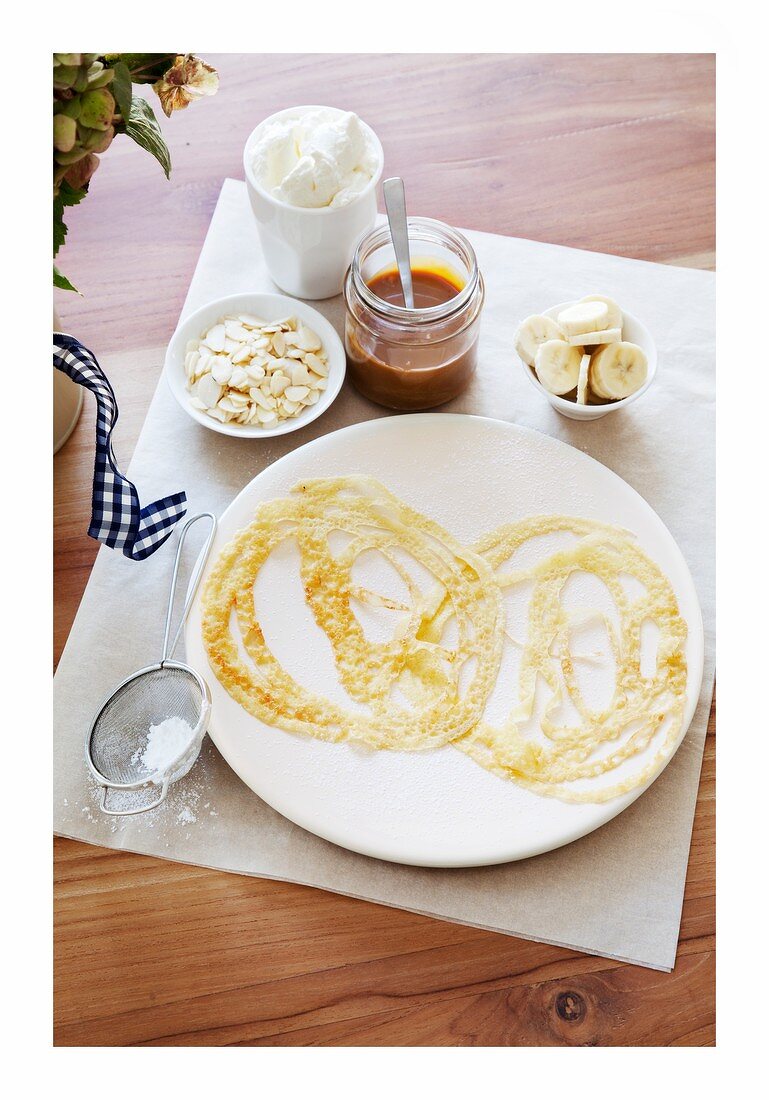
xmin=252 ymin=108 xmax=379 ymax=209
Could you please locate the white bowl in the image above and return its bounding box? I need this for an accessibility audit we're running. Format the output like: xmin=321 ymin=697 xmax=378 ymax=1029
xmin=518 ymin=301 xmax=658 ymax=421
xmin=243 ymin=106 xmax=384 ymax=300
xmin=164 ymin=292 xmax=346 ymax=438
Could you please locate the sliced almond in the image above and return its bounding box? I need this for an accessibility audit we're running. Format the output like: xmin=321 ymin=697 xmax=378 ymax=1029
xmin=281 ymin=399 xmax=300 ymax=415
xmin=231 ymin=344 xmax=252 ymax=365
xmin=184 ymin=350 xmax=199 ymax=381
xmin=239 ymin=313 xmax=268 ymax=328
xmin=256 ymin=407 xmax=278 ymax=426
xmin=289 ymin=362 xmax=312 ymax=387
xmin=245 ymin=363 xmax=266 ymax=382
xmin=227 ymin=391 xmax=250 ymax=408
xmin=303 ymin=352 xmax=328 ymax=376
xmin=295 ymin=326 xmax=322 ymax=352
xmin=249 ymin=387 xmax=274 ymax=411
xmin=195 ymin=353 xmax=213 ymax=379
xmin=211 ymin=357 xmax=233 ymax=385
xmin=203 ymin=323 xmax=226 ymax=352
xmin=229 ymin=367 xmax=249 ymax=390
xmin=225 ymin=321 xmax=251 ymax=342
xmin=271 ymin=331 xmax=286 ymax=357
xmin=217 ymin=395 xmax=242 ymax=414
xmin=285 ymin=385 xmax=310 ymax=403
xmin=196 ymin=374 xmax=223 ymax=409
xmin=270 ymin=373 xmax=290 ymax=397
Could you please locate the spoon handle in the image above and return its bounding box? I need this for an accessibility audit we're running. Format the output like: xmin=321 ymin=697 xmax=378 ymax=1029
xmin=383 ymin=177 xmax=415 ymax=309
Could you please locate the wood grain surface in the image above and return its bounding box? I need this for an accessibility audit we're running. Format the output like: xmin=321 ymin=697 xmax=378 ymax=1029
xmin=53 ymin=53 xmax=715 ymax=1047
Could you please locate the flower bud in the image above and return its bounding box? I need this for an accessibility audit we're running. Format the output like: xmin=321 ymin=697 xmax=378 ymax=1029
xmin=53 ymin=114 xmax=78 ymax=153
xmin=79 ymin=88 xmax=115 ymax=131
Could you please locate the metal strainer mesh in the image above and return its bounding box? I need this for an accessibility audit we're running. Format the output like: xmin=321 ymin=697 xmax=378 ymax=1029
xmin=85 ymin=512 xmax=217 ymax=815
xmin=89 ymin=665 xmax=205 ymax=786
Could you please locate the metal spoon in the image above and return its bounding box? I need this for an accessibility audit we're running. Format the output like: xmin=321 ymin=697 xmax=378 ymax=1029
xmin=383 ymin=177 xmax=415 ymax=309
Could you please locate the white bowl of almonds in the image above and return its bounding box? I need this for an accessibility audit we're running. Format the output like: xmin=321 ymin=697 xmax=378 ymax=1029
xmin=514 ymin=294 xmax=657 ymax=421
xmin=164 ymin=293 xmax=345 ymax=437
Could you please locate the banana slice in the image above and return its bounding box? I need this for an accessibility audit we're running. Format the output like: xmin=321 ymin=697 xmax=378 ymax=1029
xmin=535 ymin=339 xmax=582 ymax=395
xmin=590 ymin=342 xmax=648 ymax=400
xmin=577 ymin=354 xmax=591 ymax=404
xmin=581 ymin=294 xmax=623 ymax=332
xmin=557 ymin=300 xmax=610 ymax=338
xmin=514 ymin=314 xmax=565 ymax=367
xmin=567 ymin=327 xmax=622 ymax=347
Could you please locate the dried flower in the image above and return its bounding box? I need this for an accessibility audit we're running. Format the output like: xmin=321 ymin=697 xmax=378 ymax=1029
xmin=153 ymin=54 xmax=219 ymax=117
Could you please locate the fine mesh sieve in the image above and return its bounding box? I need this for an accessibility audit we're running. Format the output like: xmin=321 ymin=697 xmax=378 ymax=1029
xmin=86 ymin=512 xmax=217 ymax=815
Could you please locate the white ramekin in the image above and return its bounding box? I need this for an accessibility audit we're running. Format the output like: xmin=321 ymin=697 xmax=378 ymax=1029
xmin=164 ymin=292 xmax=346 ymax=439
xmin=519 ymin=301 xmax=658 ymax=421
xmin=243 ymin=106 xmax=384 ymax=301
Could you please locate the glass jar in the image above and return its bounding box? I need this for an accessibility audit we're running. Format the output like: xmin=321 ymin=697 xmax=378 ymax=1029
xmin=343 ymin=217 xmax=485 ymax=410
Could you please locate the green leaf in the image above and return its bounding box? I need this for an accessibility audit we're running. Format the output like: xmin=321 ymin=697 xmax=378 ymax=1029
xmin=53 ymin=182 xmax=87 ymax=257
xmin=53 ymin=264 xmax=80 ymax=293
xmin=124 ymin=96 xmax=171 ymax=178
xmin=105 ymin=54 xmax=175 ymax=84
xmin=111 ymin=60 xmax=133 ymax=121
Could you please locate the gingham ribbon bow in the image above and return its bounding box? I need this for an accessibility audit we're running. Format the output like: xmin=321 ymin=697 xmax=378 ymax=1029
xmin=54 ymin=333 xmax=187 ymax=560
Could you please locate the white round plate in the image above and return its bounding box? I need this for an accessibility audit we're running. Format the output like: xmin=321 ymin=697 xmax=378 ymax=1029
xmin=185 ymin=415 xmax=703 ymax=867
xmin=164 ymin=292 xmax=345 ymax=438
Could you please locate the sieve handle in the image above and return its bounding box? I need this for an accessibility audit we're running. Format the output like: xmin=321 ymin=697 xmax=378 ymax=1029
xmin=99 ymin=775 xmax=170 ymax=815
xmin=161 ymin=511 xmax=217 ymax=664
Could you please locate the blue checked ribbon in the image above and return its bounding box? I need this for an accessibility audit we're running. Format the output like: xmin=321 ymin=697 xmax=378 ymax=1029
xmin=54 ymin=333 xmax=187 ymax=561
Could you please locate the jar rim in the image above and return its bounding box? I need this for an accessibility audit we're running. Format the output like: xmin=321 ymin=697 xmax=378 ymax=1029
xmin=349 ymin=217 xmax=480 ymax=324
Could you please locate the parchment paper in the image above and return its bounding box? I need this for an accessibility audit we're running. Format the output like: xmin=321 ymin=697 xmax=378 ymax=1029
xmin=53 ymin=179 xmax=715 ymax=971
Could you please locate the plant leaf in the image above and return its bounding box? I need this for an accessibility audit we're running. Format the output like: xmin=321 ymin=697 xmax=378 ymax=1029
xmin=53 ymin=264 xmax=80 ymax=293
xmin=53 ymin=182 xmax=87 ymax=257
xmin=124 ymin=96 xmax=171 ymax=178
xmin=105 ymin=54 xmax=175 ymax=84
xmin=111 ymin=60 xmax=133 ymax=121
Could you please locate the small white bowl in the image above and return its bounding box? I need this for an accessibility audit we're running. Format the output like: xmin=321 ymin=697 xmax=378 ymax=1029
xmin=519 ymin=301 xmax=658 ymax=421
xmin=164 ymin=292 xmax=346 ymax=438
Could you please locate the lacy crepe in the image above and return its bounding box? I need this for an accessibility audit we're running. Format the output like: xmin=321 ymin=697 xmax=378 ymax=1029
xmin=201 ymin=477 xmax=687 ymax=803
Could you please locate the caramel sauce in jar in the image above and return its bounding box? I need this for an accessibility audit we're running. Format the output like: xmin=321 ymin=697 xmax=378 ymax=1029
xmin=343 ymin=220 xmax=484 ymax=411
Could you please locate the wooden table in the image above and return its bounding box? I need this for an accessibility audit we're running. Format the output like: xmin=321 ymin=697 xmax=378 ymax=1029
xmin=54 ymin=53 xmax=715 ymax=1046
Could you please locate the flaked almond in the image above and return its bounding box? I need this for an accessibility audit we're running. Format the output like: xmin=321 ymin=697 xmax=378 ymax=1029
xmin=289 ymin=362 xmax=312 ymax=387
xmin=231 ymin=344 xmax=252 ymax=365
xmin=224 ymin=321 xmax=251 ymax=342
xmin=270 ymin=373 xmax=290 ymax=397
xmin=203 ymin=323 xmax=226 ymax=352
xmin=285 ymin=385 xmax=310 ymax=403
xmin=211 ymin=357 xmax=233 ymax=385
xmin=304 ymin=352 xmax=328 ymax=376
xmin=196 ymin=374 xmax=223 ymax=408
xmin=295 ymin=326 xmax=322 ymax=352
xmin=229 ymin=367 xmax=249 ymax=390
